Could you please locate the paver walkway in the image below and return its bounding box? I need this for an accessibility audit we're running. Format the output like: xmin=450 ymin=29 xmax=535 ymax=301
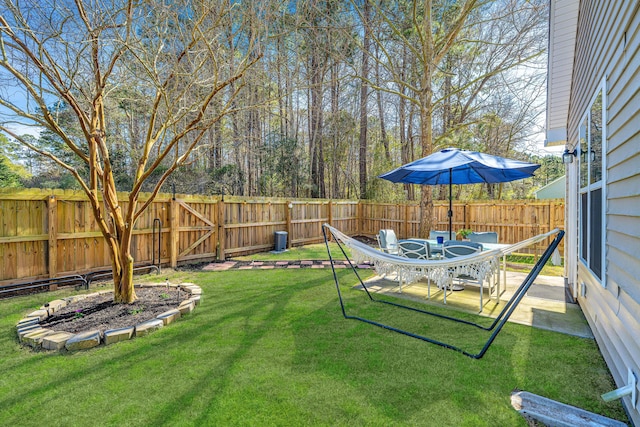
xmin=361 ymin=271 xmax=593 ymax=338
xmin=202 ymin=260 xmax=371 ymax=271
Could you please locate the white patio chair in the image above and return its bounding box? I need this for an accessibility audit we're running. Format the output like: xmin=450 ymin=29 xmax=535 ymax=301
xmin=469 ymin=231 xmax=498 ymax=244
xmin=442 ymin=241 xmax=488 ymax=309
xmin=377 ymin=229 xmax=399 ymax=255
xmin=398 ymin=239 xmax=431 ymax=260
xmin=397 ymin=239 xmax=433 ymax=295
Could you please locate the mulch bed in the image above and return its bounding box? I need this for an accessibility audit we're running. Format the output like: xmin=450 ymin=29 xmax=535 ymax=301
xmin=41 ymin=287 xmax=190 ymax=334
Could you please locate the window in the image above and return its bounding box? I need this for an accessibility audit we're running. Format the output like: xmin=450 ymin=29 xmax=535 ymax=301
xmin=578 ymin=89 xmax=604 ymax=281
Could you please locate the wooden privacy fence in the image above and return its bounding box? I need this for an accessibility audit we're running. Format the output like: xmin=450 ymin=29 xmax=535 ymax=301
xmin=0 ymin=189 xmax=563 ymax=284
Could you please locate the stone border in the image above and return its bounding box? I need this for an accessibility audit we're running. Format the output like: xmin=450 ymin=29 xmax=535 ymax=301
xmin=16 ymin=283 xmax=202 ymax=352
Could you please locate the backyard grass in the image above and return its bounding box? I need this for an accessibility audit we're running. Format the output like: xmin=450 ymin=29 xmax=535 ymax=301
xmin=0 ymin=267 xmax=628 ymax=426
xmin=235 ymin=243 xmax=564 ymax=276
xmin=233 ymin=242 xmax=345 ymax=262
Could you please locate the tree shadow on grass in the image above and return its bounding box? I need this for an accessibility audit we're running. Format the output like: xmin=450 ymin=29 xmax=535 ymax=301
xmin=137 ymin=270 xmax=337 ymax=426
xmin=0 ymin=271 xmax=330 ymax=425
xmin=287 ymin=288 xmax=529 ymax=425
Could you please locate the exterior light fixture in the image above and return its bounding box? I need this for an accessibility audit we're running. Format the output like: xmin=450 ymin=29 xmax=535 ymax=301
xmin=562 ymin=148 xmax=578 ymax=164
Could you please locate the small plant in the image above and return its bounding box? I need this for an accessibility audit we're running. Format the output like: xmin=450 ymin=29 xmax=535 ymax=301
xmin=159 ymin=293 xmax=170 ymax=299
xmin=458 ymin=228 xmax=473 ymax=239
xmin=74 ymin=309 xmax=84 ymax=319
xmin=129 ymin=307 xmax=144 ymax=316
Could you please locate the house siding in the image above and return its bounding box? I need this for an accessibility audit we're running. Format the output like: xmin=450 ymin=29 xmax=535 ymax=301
xmin=567 ymin=1 xmax=640 ymax=424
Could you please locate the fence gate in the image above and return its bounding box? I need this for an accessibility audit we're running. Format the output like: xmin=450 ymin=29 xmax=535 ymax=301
xmin=170 ymin=199 xmax=218 ymax=266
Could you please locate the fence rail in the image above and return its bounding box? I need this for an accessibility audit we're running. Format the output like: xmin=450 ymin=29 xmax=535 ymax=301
xmin=0 ymin=189 xmax=563 ymax=284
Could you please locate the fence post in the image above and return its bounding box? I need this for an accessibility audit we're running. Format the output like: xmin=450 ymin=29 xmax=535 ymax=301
xmin=327 ymin=200 xmax=333 ymax=226
xmin=286 ymin=200 xmax=292 ymax=248
xmin=47 ymin=195 xmax=58 ymax=283
xmin=169 ymin=198 xmax=179 ymax=268
xmin=218 ymin=198 xmax=225 ymax=259
xmin=464 ymin=203 xmax=470 ymax=231
xmin=404 ymin=203 xmax=410 ymax=239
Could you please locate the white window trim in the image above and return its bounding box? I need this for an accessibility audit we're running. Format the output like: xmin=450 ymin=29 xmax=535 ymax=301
xmin=577 ymin=77 xmax=607 ymax=288
xmin=601 ymin=77 xmax=607 ymax=289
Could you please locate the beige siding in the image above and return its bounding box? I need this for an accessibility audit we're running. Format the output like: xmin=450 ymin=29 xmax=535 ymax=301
xmin=567 ymin=1 xmax=640 ymax=423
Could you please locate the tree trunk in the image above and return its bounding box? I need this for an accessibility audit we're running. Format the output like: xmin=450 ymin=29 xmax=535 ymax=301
xmin=418 ymin=0 xmax=434 ymax=238
xmin=113 ymin=249 xmax=136 ymax=303
xmin=375 ymin=43 xmax=390 ymax=162
xmin=418 ymin=91 xmax=434 ymax=238
xmin=399 ymin=45 xmax=414 ymax=201
xmin=331 ymin=63 xmax=341 ymax=199
xmin=358 ymin=0 xmax=371 ymax=199
xmin=309 ymin=52 xmax=325 ymax=198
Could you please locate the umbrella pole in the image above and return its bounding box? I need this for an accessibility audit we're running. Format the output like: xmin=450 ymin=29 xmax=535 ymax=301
xmin=448 ymin=168 xmax=453 ymax=240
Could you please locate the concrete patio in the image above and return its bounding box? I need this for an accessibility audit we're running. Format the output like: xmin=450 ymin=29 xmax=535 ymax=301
xmin=359 ymin=270 xmax=593 ymax=338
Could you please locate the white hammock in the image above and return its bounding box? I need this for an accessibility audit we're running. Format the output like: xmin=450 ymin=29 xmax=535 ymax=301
xmin=322 ymin=224 xmax=565 ymax=359
xmin=325 ymin=224 xmax=560 ymax=291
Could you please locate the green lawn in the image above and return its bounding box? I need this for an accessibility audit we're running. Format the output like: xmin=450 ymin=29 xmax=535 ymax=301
xmin=0 ymin=267 xmax=628 ymax=426
xmin=235 ymin=243 xmax=564 ymax=276
xmin=233 ymin=242 xmax=346 ymax=262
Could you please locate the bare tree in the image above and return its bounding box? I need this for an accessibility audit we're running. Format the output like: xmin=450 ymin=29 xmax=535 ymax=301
xmin=0 ymin=0 xmax=264 ymax=302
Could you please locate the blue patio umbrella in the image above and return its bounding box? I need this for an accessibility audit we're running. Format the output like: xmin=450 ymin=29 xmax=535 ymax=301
xmin=379 ymin=147 xmax=540 ymax=239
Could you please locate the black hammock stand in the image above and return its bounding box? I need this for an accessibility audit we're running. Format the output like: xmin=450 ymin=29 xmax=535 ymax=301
xmin=322 ymin=225 xmax=565 ymax=359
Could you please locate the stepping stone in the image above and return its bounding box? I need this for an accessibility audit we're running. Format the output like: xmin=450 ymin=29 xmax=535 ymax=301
xmin=287 ymin=265 xmax=301 ymax=269
xmin=65 ymin=295 xmax=88 ymax=304
xmin=17 ymin=324 xmax=43 ymax=340
xmin=26 ymin=309 xmax=49 ymax=321
xmin=334 ymin=265 xmax=346 ymax=269
xmin=275 ymin=261 xmax=289 ymax=266
xmin=357 ymin=264 xmax=372 ymax=269
xmin=322 ymin=261 xmax=332 ymax=265
xmin=44 ymin=299 xmax=67 ymax=313
xmin=16 ymin=317 xmax=41 ymax=328
xmin=202 ymin=261 xmax=237 ymax=271
xmin=180 ymin=282 xmax=199 ymax=288
xmin=157 ymin=309 xmax=181 ymax=325
xmin=135 ymin=319 xmax=164 ymax=337
xmin=311 ymin=265 xmax=323 ymax=269
xmin=22 ymin=329 xmax=55 ymax=348
xmin=182 ymin=286 xmax=202 ymax=295
xmin=177 ymin=300 xmax=195 ymax=315
xmin=42 ymin=332 xmax=74 ymax=350
xmin=260 ymin=265 xmax=275 ymax=269
xmin=251 ymin=261 xmax=264 ymax=266
xmin=65 ymin=330 xmax=102 ymax=351
xmin=301 ymin=261 xmax=313 ymax=265
xmin=104 ymin=327 xmax=134 ymax=345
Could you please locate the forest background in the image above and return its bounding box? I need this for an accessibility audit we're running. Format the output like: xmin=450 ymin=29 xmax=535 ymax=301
xmin=1 ymin=0 xmax=563 ymax=203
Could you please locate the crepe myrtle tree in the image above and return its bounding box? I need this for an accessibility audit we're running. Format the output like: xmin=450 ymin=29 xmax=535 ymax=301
xmin=0 ymin=0 xmax=265 ymax=303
